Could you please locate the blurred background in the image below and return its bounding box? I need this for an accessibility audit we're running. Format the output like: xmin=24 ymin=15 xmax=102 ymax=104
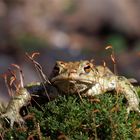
xmin=0 ymin=0 xmax=140 ymax=101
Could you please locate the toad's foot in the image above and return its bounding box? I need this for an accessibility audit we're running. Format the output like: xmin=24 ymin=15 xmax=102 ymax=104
xmin=1 ymin=112 xmax=25 ymax=128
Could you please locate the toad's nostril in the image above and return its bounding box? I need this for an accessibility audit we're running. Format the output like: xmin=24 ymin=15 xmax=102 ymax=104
xmin=68 ymin=69 xmax=77 ymax=77
xmin=70 ymin=69 xmax=77 ymax=73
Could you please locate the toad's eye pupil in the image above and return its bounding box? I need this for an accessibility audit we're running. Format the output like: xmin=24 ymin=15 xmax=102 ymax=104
xmin=84 ymin=65 xmax=91 ymax=73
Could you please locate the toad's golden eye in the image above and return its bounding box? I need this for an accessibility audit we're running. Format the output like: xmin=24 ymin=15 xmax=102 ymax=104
xmin=84 ymin=64 xmax=91 ymax=73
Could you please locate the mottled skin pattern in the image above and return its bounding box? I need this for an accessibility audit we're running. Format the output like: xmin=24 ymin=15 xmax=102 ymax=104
xmin=1 ymin=60 xmax=140 ymax=127
xmin=51 ymin=60 xmax=140 ymax=114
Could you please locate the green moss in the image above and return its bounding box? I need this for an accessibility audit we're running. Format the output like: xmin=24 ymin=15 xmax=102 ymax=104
xmin=1 ymin=88 xmax=140 ymax=140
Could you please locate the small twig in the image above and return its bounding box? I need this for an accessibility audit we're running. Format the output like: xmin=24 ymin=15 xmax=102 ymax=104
xmin=77 ymin=90 xmax=84 ymax=103
xmin=0 ymin=133 xmax=4 ymax=140
xmin=1 ymin=73 xmax=13 ymax=97
xmin=8 ymin=68 xmax=19 ymax=90
xmin=11 ymin=64 xmax=24 ymax=88
xmin=31 ymin=97 xmax=44 ymax=112
xmin=26 ymin=52 xmax=51 ymax=101
xmin=26 ymin=52 xmax=51 ymax=84
xmin=1 ymin=129 xmax=10 ymax=140
xmin=105 ymin=46 xmax=120 ymax=112
xmin=27 ymin=134 xmax=35 ymax=140
xmin=36 ymin=123 xmax=42 ymax=140
xmin=105 ymin=45 xmax=117 ymax=75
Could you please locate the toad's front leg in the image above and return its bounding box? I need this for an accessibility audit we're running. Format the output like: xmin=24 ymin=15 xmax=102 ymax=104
xmin=85 ymin=76 xmax=140 ymax=115
xmin=114 ymin=76 xmax=140 ymax=114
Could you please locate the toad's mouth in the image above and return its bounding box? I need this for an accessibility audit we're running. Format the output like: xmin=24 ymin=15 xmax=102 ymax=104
xmin=51 ymin=78 xmax=93 ymax=93
xmin=51 ymin=77 xmax=94 ymax=85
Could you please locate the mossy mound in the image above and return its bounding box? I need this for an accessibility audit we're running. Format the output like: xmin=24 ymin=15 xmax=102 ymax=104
xmin=1 ymin=88 xmax=140 ymax=140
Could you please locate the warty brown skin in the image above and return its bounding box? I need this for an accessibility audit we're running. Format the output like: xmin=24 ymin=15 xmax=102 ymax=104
xmin=51 ymin=60 xmax=140 ymax=115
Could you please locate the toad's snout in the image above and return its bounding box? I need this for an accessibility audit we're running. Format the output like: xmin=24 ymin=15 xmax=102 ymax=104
xmin=68 ymin=69 xmax=77 ymax=77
